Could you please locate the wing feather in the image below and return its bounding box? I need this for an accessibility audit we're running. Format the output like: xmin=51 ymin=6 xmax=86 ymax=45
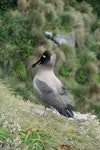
xmin=36 ymin=79 xmax=74 ymax=117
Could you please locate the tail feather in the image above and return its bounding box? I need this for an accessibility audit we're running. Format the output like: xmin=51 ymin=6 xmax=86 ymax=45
xmin=56 ymin=104 xmax=74 ymax=118
xmin=65 ymin=104 xmax=74 ymax=118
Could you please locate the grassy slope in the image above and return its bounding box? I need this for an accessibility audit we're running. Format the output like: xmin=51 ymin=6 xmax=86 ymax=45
xmin=0 ymin=0 xmax=100 ymax=120
xmin=0 ymin=79 xmax=100 ymax=150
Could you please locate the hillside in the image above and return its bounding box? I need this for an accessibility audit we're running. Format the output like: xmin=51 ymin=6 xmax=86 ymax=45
xmin=0 ymin=79 xmax=100 ymax=149
xmin=0 ymin=0 xmax=100 ymax=118
xmin=0 ymin=0 xmax=100 ymax=149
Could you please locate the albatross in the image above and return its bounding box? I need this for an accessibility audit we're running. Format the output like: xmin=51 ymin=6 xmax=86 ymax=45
xmin=32 ymin=50 xmax=74 ymax=118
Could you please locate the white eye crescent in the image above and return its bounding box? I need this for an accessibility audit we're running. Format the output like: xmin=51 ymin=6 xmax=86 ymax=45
xmin=42 ymin=55 xmax=46 ymax=58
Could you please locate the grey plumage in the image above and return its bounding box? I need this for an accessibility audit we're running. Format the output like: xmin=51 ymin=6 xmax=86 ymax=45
xmin=32 ymin=50 xmax=74 ymax=118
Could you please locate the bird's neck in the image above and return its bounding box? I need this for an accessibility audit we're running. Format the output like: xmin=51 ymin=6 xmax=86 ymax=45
xmin=38 ymin=65 xmax=54 ymax=74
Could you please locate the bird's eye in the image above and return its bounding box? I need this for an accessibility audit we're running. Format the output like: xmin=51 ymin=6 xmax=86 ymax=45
xmin=42 ymin=55 xmax=46 ymax=58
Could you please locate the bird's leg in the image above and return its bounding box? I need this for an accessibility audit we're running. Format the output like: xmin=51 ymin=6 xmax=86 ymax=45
xmin=43 ymin=106 xmax=47 ymax=116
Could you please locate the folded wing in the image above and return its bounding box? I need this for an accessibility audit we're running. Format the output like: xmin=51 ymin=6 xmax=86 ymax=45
xmin=36 ymin=79 xmax=74 ymax=118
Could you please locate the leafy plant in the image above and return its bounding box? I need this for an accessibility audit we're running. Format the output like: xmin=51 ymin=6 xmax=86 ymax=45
xmin=19 ymin=129 xmax=52 ymax=150
xmin=0 ymin=128 xmax=9 ymax=141
xmin=61 ymin=13 xmax=72 ymax=32
xmin=75 ymin=68 xmax=89 ymax=84
xmin=0 ymin=122 xmax=9 ymax=147
xmin=60 ymin=64 xmax=72 ymax=77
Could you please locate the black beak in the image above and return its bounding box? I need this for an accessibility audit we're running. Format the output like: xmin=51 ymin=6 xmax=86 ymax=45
xmin=32 ymin=58 xmax=41 ymax=68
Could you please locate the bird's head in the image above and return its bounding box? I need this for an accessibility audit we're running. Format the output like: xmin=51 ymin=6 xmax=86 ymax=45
xmin=32 ymin=50 xmax=56 ymax=68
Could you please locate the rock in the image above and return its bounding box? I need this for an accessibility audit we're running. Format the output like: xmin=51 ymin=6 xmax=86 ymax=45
xmin=74 ymin=112 xmax=97 ymax=122
xmin=54 ymin=33 xmax=75 ymax=47
xmin=31 ymin=107 xmax=97 ymax=123
xmin=44 ymin=31 xmax=76 ymax=47
xmin=32 ymin=108 xmax=45 ymax=115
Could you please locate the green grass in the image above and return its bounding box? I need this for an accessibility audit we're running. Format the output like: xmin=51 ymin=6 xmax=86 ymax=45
xmin=0 ymin=79 xmax=100 ymax=150
xmin=19 ymin=129 xmax=52 ymax=150
xmin=0 ymin=126 xmax=9 ymax=141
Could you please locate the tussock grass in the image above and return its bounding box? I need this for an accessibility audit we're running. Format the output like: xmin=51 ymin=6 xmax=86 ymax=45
xmin=60 ymin=44 xmax=76 ymax=58
xmin=29 ymin=10 xmax=46 ymax=29
xmin=17 ymin=0 xmax=30 ymax=13
xmin=76 ymin=2 xmax=92 ymax=14
xmin=0 ymin=0 xmax=100 ymax=148
xmin=84 ymin=62 xmax=98 ymax=76
xmin=54 ymin=48 xmax=66 ymax=72
xmin=48 ymin=0 xmax=64 ymax=10
xmin=44 ymin=3 xmax=57 ymax=21
xmin=0 ymin=79 xmax=100 ymax=149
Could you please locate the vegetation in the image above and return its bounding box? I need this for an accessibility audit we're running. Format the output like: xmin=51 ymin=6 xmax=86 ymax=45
xmin=79 ymin=0 xmax=100 ymax=16
xmin=0 ymin=0 xmax=100 ymax=118
xmin=0 ymin=0 xmax=17 ymax=12
xmin=0 ymin=80 xmax=100 ymax=150
xmin=0 ymin=2 xmax=100 ymax=149
xmin=0 ymin=123 xmax=51 ymax=150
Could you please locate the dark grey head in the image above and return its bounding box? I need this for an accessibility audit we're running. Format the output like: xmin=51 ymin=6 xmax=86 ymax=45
xmin=32 ymin=50 xmax=56 ymax=68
